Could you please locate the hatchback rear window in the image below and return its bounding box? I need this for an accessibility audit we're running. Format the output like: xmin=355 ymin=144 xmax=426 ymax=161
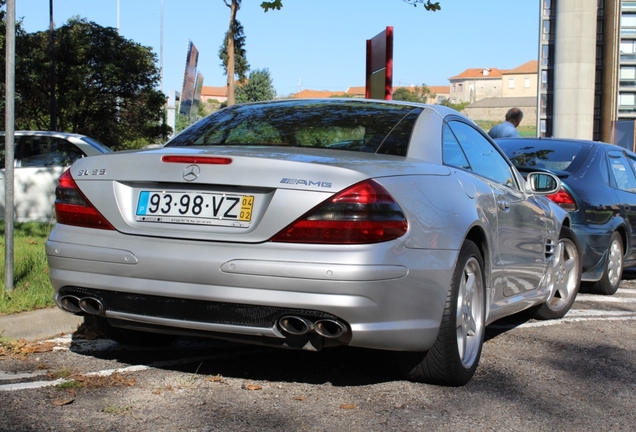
xmin=498 ymin=139 xmax=588 ymax=172
xmin=166 ymin=100 xmax=422 ymax=157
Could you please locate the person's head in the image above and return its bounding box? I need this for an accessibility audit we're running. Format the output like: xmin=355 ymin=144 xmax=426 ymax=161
xmin=505 ymin=108 xmax=523 ymax=128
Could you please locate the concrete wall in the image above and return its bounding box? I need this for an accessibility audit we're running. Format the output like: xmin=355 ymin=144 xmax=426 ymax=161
xmin=553 ymin=0 xmax=597 ymax=139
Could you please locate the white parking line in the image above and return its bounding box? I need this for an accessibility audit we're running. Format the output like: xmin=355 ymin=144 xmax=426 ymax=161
xmin=576 ymin=294 xmax=636 ymax=303
xmin=617 ymin=287 xmax=636 ymax=294
xmin=489 ymin=315 xmax=636 ymax=331
xmin=567 ymin=309 xmax=636 ymax=317
xmin=0 ymin=378 xmax=69 ymax=391
xmin=0 ymin=371 xmax=48 ymax=381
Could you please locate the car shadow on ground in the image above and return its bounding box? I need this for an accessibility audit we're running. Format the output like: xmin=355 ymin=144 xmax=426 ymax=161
xmin=67 ymin=312 xmax=535 ymax=388
xmin=68 ymin=323 xmax=404 ymax=386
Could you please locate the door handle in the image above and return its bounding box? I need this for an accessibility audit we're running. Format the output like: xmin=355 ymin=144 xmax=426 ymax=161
xmin=498 ymin=200 xmax=510 ymax=212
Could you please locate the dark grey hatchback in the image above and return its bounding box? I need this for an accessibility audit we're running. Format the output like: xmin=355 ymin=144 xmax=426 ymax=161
xmin=497 ymin=137 xmax=636 ymax=295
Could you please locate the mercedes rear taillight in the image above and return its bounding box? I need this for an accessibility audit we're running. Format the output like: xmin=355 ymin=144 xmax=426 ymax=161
xmin=54 ymin=170 xmax=115 ymax=230
xmin=271 ymin=180 xmax=408 ymax=244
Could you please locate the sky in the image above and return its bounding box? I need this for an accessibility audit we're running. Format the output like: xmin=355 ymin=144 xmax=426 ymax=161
xmin=14 ymin=0 xmax=540 ymax=98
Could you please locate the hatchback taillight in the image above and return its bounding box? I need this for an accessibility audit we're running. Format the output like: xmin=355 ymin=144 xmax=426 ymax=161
xmin=54 ymin=170 xmax=115 ymax=230
xmin=547 ymin=187 xmax=578 ymax=212
xmin=271 ymin=180 xmax=408 ymax=244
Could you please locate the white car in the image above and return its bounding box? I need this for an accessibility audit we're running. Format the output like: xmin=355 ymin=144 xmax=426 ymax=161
xmin=0 ymin=131 xmax=113 ymax=222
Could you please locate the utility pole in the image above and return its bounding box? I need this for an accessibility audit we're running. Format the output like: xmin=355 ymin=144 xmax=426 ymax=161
xmin=49 ymin=0 xmax=56 ymax=131
xmin=4 ymin=0 xmax=16 ymax=291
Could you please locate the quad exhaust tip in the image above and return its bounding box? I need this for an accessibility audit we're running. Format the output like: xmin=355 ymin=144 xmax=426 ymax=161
xmin=278 ymin=316 xmax=347 ymax=339
xmin=59 ymin=295 xmax=105 ymax=316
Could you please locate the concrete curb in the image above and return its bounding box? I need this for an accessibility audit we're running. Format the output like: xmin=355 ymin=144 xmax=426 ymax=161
xmin=0 ymin=308 xmax=83 ymax=341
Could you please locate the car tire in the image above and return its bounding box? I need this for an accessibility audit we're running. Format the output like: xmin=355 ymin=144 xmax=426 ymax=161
xmin=398 ymin=240 xmax=486 ymax=386
xmin=530 ymin=226 xmax=581 ymax=320
xmin=85 ymin=315 xmax=176 ymax=347
xmin=592 ymin=231 xmax=623 ymax=296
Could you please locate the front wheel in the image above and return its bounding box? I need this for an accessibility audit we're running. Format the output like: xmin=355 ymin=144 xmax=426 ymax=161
xmin=531 ymin=226 xmax=581 ymax=320
xmin=398 ymin=240 xmax=486 ymax=386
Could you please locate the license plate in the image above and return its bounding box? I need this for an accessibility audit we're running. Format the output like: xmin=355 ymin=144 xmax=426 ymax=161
xmin=135 ymin=191 xmax=254 ymax=227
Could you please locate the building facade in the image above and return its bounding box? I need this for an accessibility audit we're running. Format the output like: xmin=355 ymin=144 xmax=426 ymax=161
xmin=538 ymin=0 xmax=636 ymax=149
xmin=448 ymin=68 xmax=504 ymax=103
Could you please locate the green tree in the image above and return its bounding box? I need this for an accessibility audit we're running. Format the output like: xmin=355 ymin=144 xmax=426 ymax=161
xmin=2 ymin=18 xmax=168 ymax=149
xmin=220 ymin=0 xmax=249 ymax=106
xmin=392 ymin=84 xmax=436 ymax=103
xmin=260 ymin=0 xmax=441 ymax=12
xmin=235 ymin=68 xmax=276 ymax=103
xmin=440 ymin=99 xmax=469 ymax=112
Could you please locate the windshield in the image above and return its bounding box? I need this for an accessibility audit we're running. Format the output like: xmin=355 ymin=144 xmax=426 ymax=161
xmin=166 ymin=99 xmax=422 ymax=157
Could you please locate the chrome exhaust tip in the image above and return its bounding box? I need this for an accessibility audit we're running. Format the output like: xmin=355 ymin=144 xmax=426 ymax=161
xmin=59 ymin=295 xmax=82 ymax=314
xmin=278 ymin=316 xmax=314 ymax=335
xmin=78 ymin=297 xmax=105 ymax=316
xmin=314 ymin=319 xmax=347 ymax=339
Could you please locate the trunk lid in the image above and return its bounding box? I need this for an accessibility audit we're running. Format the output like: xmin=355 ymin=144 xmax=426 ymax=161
xmin=67 ymin=147 xmax=449 ymax=242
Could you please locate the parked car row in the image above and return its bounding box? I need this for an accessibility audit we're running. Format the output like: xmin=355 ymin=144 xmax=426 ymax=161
xmin=0 ymin=131 xmax=113 ymax=222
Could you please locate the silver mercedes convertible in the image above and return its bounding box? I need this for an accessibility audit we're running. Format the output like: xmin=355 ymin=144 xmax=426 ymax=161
xmin=46 ymin=98 xmax=581 ymax=386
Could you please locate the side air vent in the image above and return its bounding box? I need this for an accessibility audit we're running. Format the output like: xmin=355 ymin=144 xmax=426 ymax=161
xmin=544 ymin=238 xmax=556 ymax=260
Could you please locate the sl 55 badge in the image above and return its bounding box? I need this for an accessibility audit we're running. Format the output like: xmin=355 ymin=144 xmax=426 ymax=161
xmin=77 ymin=168 xmax=107 ymax=176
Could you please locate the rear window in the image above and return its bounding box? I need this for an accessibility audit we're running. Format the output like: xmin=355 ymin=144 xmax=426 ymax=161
xmin=497 ymin=139 xmax=588 ymax=172
xmin=166 ymin=100 xmax=422 ymax=157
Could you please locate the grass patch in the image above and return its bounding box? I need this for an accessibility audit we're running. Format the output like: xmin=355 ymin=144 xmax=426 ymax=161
xmin=0 ymin=221 xmax=56 ymax=315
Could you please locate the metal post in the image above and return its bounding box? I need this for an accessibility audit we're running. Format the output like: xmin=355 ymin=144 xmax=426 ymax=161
xmin=160 ymin=0 xmax=164 ymax=93
xmin=4 ymin=0 xmax=16 ymax=291
xmin=49 ymin=0 xmax=56 ymax=131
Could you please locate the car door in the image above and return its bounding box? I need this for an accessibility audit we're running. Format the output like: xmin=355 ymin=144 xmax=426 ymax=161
xmin=610 ymin=150 xmax=636 ymax=262
xmin=446 ymin=121 xmax=548 ymax=297
xmin=9 ymin=135 xmax=87 ymax=222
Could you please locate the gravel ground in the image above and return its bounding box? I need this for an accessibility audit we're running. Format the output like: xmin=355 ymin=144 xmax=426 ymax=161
xmin=1 ymin=280 xmax=636 ymax=431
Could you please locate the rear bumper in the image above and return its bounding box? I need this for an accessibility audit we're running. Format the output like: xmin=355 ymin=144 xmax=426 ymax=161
xmin=46 ymin=224 xmax=458 ymax=352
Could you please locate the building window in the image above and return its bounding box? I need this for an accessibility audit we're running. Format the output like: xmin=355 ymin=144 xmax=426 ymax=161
xmin=541 ymin=70 xmax=548 ymax=91
xmin=621 ymin=14 xmax=636 ymax=36
xmin=619 ymin=93 xmax=636 ymax=107
xmin=541 ymin=44 xmax=550 ymax=66
xmin=458 ymin=83 xmax=463 ymax=92
xmin=508 ymin=77 xmax=515 ymax=89
xmin=542 ymin=0 xmax=552 ymax=13
xmin=524 ymin=77 xmax=530 ymax=88
xmin=542 ymin=20 xmax=551 ymax=40
xmin=621 ymin=40 xmax=636 ymax=54
xmin=621 ymin=66 xmax=636 ymax=80
xmin=540 ymin=94 xmax=548 ymax=115
xmin=540 ymin=119 xmax=547 ymax=134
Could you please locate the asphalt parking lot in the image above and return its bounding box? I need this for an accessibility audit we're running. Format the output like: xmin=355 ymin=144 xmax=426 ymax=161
xmin=1 ymin=276 xmax=636 ymax=431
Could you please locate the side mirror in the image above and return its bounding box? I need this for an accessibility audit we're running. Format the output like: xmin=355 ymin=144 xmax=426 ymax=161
xmin=525 ymin=172 xmax=561 ymax=195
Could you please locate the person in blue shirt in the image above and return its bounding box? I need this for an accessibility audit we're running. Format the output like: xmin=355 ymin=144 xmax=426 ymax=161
xmin=488 ymin=108 xmax=523 ymax=139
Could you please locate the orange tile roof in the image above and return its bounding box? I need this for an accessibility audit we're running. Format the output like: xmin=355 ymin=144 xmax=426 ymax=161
xmin=201 ymin=86 xmax=226 ymax=97
xmin=346 ymin=86 xmax=366 ymax=96
xmin=292 ymin=89 xmax=347 ymax=99
xmin=428 ymin=85 xmax=450 ymax=94
xmin=449 ymin=68 xmax=504 ymax=80
xmin=505 ymin=60 xmax=539 ymax=74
